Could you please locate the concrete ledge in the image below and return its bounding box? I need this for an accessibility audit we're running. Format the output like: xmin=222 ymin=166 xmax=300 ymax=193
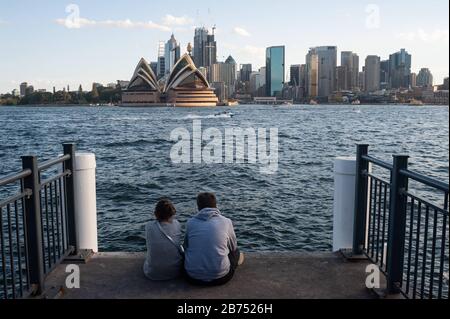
xmin=44 ymin=252 xmax=375 ymax=299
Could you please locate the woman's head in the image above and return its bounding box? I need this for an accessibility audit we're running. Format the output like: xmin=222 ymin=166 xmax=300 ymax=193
xmin=154 ymin=198 xmax=176 ymax=222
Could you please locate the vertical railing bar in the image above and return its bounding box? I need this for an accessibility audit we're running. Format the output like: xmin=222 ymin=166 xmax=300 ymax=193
xmin=58 ymin=178 xmax=67 ymax=252
xmin=413 ymin=201 xmax=422 ymax=299
xmin=39 ymin=189 xmax=46 ymax=275
xmin=429 ymin=208 xmax=438 ymax=299
xmin=44 ymin=185 xmax=51 ymax=271
xmin=406 ymin=197 xmax=415 ymax=295
xmin=63 ymin=143 xmax=78 ymax=255
xmin=376 ymin=181 xmax=383 ymax=263
xmin=0 ymin=206 xmax=8 ymax=299
xmin=13 ymin=200 xmax=23 ymax=297
xmin=6 ymin=204 xmax=16 ymax=299
xmin=380 ymin=183 xmax=388 ymax=270
xmin=353 ymin=144 xmax=369 ymax=255
xmin=20 ymin=179 xmax=30 ymax=291
xmin=420 ymin=206 xmax=430 ymax=299
xmin=371 ymin=179 xmax=378 ymax=259
xmin=49 ymin=183 xmax=56 ymax=265
xmin=437 ymin=212 xmax=447 ymax=299
xmin=53 ymin=180 xmax=61 ymax=259
xmin=367 ymin=177 xmax=373 ymax=255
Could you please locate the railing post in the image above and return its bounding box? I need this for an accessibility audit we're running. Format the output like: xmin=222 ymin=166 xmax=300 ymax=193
xmin=386 ymin=155 xmax=409 ymax=293
xmin=21 ymin=156 xmax=44 ymax=296
xmin=353 ymin=144 xmax=369 ymax=255
xmin=63 ymin=143 xmax=78 ymax=255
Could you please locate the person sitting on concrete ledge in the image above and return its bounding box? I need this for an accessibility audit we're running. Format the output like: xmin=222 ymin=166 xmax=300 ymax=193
xmin=143 ymin=198 xmax=184 ymax=281
xmin=183 ymin=193 xmax=244 ymax=286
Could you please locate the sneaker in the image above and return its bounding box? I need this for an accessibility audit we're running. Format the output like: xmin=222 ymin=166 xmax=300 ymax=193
xmin=238 ymin=252 xmax=245 ymax=266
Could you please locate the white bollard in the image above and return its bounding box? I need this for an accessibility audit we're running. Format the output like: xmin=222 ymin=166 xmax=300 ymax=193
xmin=74 ymin=153 xmax=98 ymax=253
xmin=333 ymin=157 xmax=357 ymax=252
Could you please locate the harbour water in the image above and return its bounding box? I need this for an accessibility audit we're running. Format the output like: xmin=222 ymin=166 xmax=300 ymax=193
xmin=0 ymin=104 xmax=448 ymax=252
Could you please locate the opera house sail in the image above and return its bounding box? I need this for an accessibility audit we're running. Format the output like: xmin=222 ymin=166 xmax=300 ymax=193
xmin=122 ymin=52 xmax=218 ymax=107
xmin=121 ymin=58 xmax=161 ymax=105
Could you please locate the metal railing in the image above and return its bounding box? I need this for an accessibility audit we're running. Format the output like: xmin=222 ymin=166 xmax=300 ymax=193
xmin=0 ymin=143 xmax=78 ymax=299
xmin=353 ymin=144 xmax=449 ymax=299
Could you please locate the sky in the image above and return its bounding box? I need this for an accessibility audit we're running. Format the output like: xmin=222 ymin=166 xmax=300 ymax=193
xmin=0 ymin=0 xmax=449 ymax=93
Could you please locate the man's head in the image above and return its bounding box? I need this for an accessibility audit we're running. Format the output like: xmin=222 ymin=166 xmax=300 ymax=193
xmin=154 ymin=198 xmax=176 ymax=222
xmin=197 ymin=193 xmax=217 ymax=211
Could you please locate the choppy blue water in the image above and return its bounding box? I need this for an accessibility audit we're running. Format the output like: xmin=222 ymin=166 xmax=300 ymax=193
xmin=0 ymin=105 xmax=448 ymax=252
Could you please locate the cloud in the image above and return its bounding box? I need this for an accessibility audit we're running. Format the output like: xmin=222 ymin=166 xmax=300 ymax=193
xmin=396 ymin=28 xmax=449 ymax=43
xmin=233 ymin=27 xmax=251 ymax=37
xmin=162 ymin=14 xmax=194 ymax=26
xmin=55 ymin=17 xmax=171 ymax=32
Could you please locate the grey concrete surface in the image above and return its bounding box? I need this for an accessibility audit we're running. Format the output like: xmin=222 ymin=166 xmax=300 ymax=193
xmin=43 ymin=252 xmax=376 ymax=299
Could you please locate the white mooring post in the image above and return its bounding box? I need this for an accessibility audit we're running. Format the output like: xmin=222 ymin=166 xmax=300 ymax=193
xmin=333 ymin=157 xmax=357 ymax=252
xmin=74 ymin=153 xmax=98 ymax=253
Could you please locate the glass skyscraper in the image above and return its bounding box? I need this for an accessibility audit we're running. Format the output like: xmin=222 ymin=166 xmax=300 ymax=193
xmin=266 ymin=46 xmax=285 ymax=97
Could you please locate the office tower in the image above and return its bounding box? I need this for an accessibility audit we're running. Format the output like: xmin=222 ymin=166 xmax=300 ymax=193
xmin=209 ymin=55 xmax=237 ymax=100
xmin=150 ymin=62 xmax=158 ymax=76
xmin=389 ymin=48 xmax=412 ymax=89
xmin=411 ymin=73 xmax=417 ymax=87
xmin=193 ymin=27 xmax=217 ymax=68
xmin=157 ymin=41 xmax=165 ymax=79
xmin=306 ymin=48 xmax=319 ymax=98
xmin=380 ymin=60 xmax=390 ymax=89
xmin=335 ymin=66 xmax=348 ymax=92
xmin=20 ymin=82 xmax=28 ymax=97
xmin=315 ymin=46 xmax=337 ymax=97
xmin=164 ymin=34 xmax=181 ymax=75
xmin=265 ymin=46 xmax=285 ymax=97
xmin=359 ymin=71 xmax=365 ymax=92
xmin=364 ymin=55 xmax=381 ymax=92
xmin=416 ymin=68 xmax=434 ymax=87
xmin=341 ymin=51 xmax=359 ymax=90
xmin=240 ymin=64 xmax=252 ymax=82
xmin=290 ymin=65 xmax=301 ymax=86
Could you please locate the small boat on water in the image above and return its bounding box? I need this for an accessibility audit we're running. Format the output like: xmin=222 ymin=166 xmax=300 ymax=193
xmin=214 ymin=111 xmax=234 ymax=118
xmin=409 ymin=99 xmax=424 ymax=106
xmin=351 ymin=100 xmax=361 ymax=105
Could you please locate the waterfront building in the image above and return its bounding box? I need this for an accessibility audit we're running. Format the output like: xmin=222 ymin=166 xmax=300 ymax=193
xmin=211 ymin=81 xmax=226 ymax=103
xmin=416 ymin=68 xmax=433 ymax=87
xmin=380 ymin=60 xmax=390 ymax=89
xmin=389 ymin=49 xmax=412 ymax=89
xmin=315 ymin=46 xmax=337 ymax=98
xmin=335 ymin=66 xmax=348 ymax=92
xmin=25 ymin=85 xmax=34 ymax=96
xmin=193 ymin=27 xmax=217 ymax=69
xmin=150 ymin=62 xmax=158 ymax=77
xmin=365 ymin=55 xmax=381 ymax=93
xmin=411 ymin=72 xmax=417 ymax=88
xmin=266 ymin=46 xmax=285 ymax=97
xmin=20 ymin=82 xmax=28 ymax=97
xmin=439 ymin=77 xmax=449 ymax=90
xmin=290 ymin=64 xmax=301 ymax=86
xmin=122 ymin=58 xmax=161 ymax=105
xmin=341 ymin=51 xmax=359 ymax=91
xmin=240 ymin=64 xmax=252 ymax=82
xmin=209 ymin=55 xmax=237 ymax=100
xmin=359 ymin=71 xmax=365 ymax=91
xmin=305 ymin=48 xmax=319 ymax=98
xmin=164 ymin=34 xmax=181 ymax=75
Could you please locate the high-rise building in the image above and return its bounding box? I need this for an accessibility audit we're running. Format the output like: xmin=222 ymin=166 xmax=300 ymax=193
xmin=290 ymin=65 xmax=301 ymax=86
xmin=240 ymin=64 xmax=252 ymax=82
xmin=335 ymin=66 xmax=348 ymax=92
xmin=389 ymin=48 xmax=412 ymax=89
xmin=157 ymin=41 xmax=166 ymax=79
xmin=266 ymin=46 xmax=285 ymax=97
xmin=209 ymin=55 xmax=237 ymax=100
xmin=315 ymin=46 xmax=337 ymax=97
xmin=150 ymin=62 xmax=158 ymax=76
xmin=20 ymin=82 xmax=28 ymax=97
xmin=305 ymin=48 xmax=319 ymax=98
xmin=164 ymin=34 xmax=181 ymax=75
xmin=416 ymin=68 xmax=434 ymax=87
xmin=365 ymin=55 xmax=381 ymax=92
xmin=193 ymin=27 xmax=217 ymax=69
xmin=341 ymin=51 xmax=359 ymax=90
xmin=380 ymin=60 xmax=390 ymax=89
xmin=359 ymin=70 xmax=366 ymax=92
xmin=411 ymin=72 xmax=417 ymax=88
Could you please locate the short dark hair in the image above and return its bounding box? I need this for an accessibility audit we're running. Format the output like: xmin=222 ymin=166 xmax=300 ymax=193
xmin=154 ymin=199 xmax=176 ymax=222
xmin=197 ymin=193 xmax=217 ymax=210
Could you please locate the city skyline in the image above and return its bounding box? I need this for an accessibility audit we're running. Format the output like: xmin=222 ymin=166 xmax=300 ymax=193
xmin=0 ymin=0 xmax=449 ymax=93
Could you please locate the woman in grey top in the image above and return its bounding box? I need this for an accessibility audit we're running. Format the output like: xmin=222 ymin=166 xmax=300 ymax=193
xmin=143 ymin=199 xmax=183 ymax=281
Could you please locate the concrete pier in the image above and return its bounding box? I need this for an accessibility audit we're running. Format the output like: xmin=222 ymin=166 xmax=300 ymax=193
xmin=43 ymin=252 xmax=376 ymax=299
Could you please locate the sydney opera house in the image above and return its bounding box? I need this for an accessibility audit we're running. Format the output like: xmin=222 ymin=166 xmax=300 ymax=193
xmin=122 ymin=53 xmax=219 ymax=107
